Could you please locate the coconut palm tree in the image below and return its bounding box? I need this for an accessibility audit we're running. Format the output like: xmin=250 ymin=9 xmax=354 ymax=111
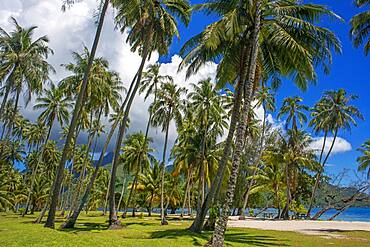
xmin=140 ymin=63 xmax=173 ymax=138
xmin=182 ymin=0 xmax=341 ymax=234
xmin=136 ymin=160 xmax=161 ymax=216
xmin=0 ymin=17 xmax=54 ymax=120
xmin=278 ymin=96 xmax=309 ymax=131
xmin=45 ymin=0 xmax=110 ymax=228
xmin=240 ymin=86 xmax=275 ymax=219
xmin=151 ymin=81 xmax=186 ymax=225
xmin=120 ymin=132 xmax=155 ymax=217
xmin=34 ymin=83 xmax=72 ymax=141
xmin=350 ymin=0 xmax=370 ymax=55
xmin=307 ymin=89 xmax=363 ymax=216
xmin=188 ymin=79 xmax=227 ymax=214
xmin=357 ymin=140 xmax=370 ymax=178
xmin=104 ymin=0 xmax=190 ymax=227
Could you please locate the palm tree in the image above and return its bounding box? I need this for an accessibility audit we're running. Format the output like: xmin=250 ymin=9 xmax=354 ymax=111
xmin=45 ymin=0 xmax=110 ymax=228
xmin=120 ymin=132 xmax=155 ymax=217
xmin=34 ymin=83 xmax=72 ymax=141
xmin=104 ymin=0 xmax=190 ymax=227
xmin=140 ymin=63 xmax=173 ymax=138
xmin=357 ymin=140 xmax=370 ymax=178
xmin=278 ymin=96 xmax=309 ymax=131
xmin=182 ymin=0 xmax=341 ymax=234
xmin=136 ymin=161 xmax=161 ymax=216
xmin=240 ymin=86 xmax=275 ymax=219
xmin=151 ymin=81 xmax=186 ymax=225
xmin=188 ymin=79 xmax=227 ymax=214
xmin=350 ymin=0 xmax=370 ymax=55
xmin=0 ymin=17 xmax=54 ymax=125
xmin=307 ymin=89 xmax=363 ymax=216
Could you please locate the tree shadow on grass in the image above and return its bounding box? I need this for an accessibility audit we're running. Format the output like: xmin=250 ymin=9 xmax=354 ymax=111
xmin=60 ymin=222 xmax=109 ymax=233
xmin=150 ymin=229 xmax=290 ymax=247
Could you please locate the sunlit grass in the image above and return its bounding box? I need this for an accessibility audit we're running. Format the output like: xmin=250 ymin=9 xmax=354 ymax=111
xmin=0 ymin=212 xmax=369 ymax=246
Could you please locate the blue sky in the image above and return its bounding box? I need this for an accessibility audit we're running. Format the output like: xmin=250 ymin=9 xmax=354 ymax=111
xmin=159 ymin=0 xmax=370 ymax=184
xmin=1 ymin=0 xmax=368 ymax=184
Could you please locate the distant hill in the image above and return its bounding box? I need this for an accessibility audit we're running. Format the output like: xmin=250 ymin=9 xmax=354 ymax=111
xmin=316 ymin=183 xmax=370 ymax=207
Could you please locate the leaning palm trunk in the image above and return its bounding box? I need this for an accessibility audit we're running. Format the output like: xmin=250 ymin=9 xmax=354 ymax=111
xmin=60 ymin=72 xmax=139 ymax=229
xmin=116 ymin=171 xmax=127 ymax=212
xmin=210 ymin=3 xmax=261 ymax=245
xmin=22 ymin=123 xmax=53 ymax=217
xmin=44 ymin=0 xmax=109 ymax=229
xmin=240 ymin=109 xmax=267 ymax=218
xmin=68 ymin=131 xmax=95 ymax=217
xmin=189 ymin=61 xmax=246 ymax=233
xmin=181 ymin=167 xmax=191 ymax=217
xmin=108 ymin=47 xmax=150 ymax=228
xmin=307 ymin=129 xmax=337 ymax=217
xmin=160 ymin=111 xmax=171 ymax=225
xmin=122 ymin=175 xmax=138 ymax=218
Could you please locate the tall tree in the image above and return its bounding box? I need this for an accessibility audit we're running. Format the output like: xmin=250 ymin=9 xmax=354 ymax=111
xmin=151 ymin=81 xmax=186 ymax=225
xmin=0 ymin=17 xmax=54 ymax=129
xmin=350 ymin=0 xmax=370 ymax=55
xmin=44 ymin=0 xmax=110 ymax=228
xmin=277 ymin=96 xmax=309 ymax=132
xmin=105 ymin=0 xmax=190 ymax=227
xmin=307 ymin=89 xmax=363 ymax=216
xmin=181 ymin=0 xmax=341 ymax=233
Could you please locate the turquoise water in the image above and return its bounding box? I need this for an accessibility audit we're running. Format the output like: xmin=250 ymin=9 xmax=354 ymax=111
xmin=251 ymin=207 xmax=370 ymax=222
xmin=310 ymin=207 xmax=370 ymax=222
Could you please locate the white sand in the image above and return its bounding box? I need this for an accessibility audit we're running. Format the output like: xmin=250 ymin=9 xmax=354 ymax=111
xmin=227 ymin=216 xmax=370 ymax=237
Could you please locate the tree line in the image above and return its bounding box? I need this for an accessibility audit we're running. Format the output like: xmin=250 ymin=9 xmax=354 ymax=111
xmin=1 ymin=0 xmax=370 ymax=246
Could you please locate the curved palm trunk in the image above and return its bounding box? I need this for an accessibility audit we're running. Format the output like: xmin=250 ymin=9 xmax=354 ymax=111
xmin=60 ymin=72 xmax=138 ymax=229
xmin=307 ymin=129 xmax=337 ymax=218
xmin=240 ymin=107 xmax=267 ymax=218
xmin=116 ymin=170 xmax=127 ymax=213
xmin=5 ymin=89 xmax=20 ymax=139
xmin=181 ymin=167 xmax=191 ymax=217
xmin=210 ymin=2 xmax=261 ymax=245
xmin=68 ymin=130 xmax=95 ymax=217
xmin=44 ymin=0 xmax=109 ymax=229
xmin=282 ymin=164 xmax=292 ymax=220
xmin=22 ymin=123 xmax=53 ymax=217
xmin=0 ymin=81 xmax=12 ymax=119
xmin=108 ymin=47 xmax=149 ymax=228
xmin=122 ymin=174 xmax=138 ymax=218
xmin=160 ymin=112 xmax=171 ymax=225
xmin=189 ymin=66 xmax=245 ymax=233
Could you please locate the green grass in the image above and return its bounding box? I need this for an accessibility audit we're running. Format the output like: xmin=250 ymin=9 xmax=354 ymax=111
xmin=0 ymin=212 xmax=369 ymax=246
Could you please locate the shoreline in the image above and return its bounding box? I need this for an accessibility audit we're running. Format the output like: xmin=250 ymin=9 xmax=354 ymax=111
xmin=228 ymin=216 xmax=370 ymax=237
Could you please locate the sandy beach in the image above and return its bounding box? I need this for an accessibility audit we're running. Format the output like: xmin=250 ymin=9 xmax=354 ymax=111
xmin=228 ymin=216 xmax=370 ymax=237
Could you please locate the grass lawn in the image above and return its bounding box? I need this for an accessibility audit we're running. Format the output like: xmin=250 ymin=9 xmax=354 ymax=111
xmin=0 ymin=212 xmax=369 ymax=246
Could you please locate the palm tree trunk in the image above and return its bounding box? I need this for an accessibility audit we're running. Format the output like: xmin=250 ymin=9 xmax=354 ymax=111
xmin=210 ymin=2 xmax=261 ymax=245
xmin=0 ymin=82 xmax=12 ymax=118
xmin=307 ymin=129 xmax=336 ymax=218
xmin=240 ymin=107 xmax=267 ymax=218
xmin=60 ymin=72 xmax=139 ymax=229
xmin=282 ymin=164 xmax=292 ymax=220
xmin=22 ymin=123 xmax=53 ymax=217
xmin=181 ymin=168 xmax=191 ymax=217
xmin=5 ymin=89 xmax=20 ymax=138
xmin=189 ymin=65 xmax=245 ymax=233
xmin=116 ymin=171 xmax=126 ymax=212
xmin=160 ymin=111 xmax=171 ymax=225
xmin=44 ymin=0 xmax=109 ymax=229
xmin=123 ymin=175 xmax=138 ymax=218
xmin=108 ymin=46 xmax=150 ymax=228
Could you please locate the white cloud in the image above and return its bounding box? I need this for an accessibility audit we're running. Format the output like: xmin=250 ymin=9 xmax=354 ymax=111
xmin=309 ymin=136 xmax=352 ymax=155
xmin=0 ymin=1 xmax=218 ymax=161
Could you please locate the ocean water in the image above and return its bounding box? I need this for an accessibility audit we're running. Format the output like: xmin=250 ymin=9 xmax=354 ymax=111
xmin=310 ymin=207 xmax=370 ymax=222
xmin=249 ymin=207 xmax=370 ymax=222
